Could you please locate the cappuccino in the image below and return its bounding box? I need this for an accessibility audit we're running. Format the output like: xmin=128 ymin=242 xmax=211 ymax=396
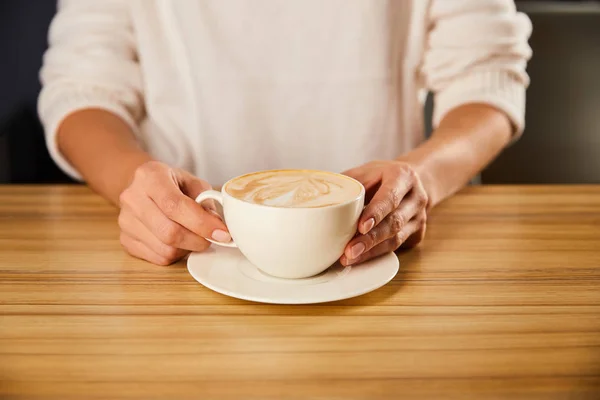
xmin=195 ymin=169 xmax=365 ymax=278
xmin=225 ymin=170 xmax=362 ymax=208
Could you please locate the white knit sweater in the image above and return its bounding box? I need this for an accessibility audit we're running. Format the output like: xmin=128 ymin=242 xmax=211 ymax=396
xmin=39 ymin=0 xmax=532 ymax=186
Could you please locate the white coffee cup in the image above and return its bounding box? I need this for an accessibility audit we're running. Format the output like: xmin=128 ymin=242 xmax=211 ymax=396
xmin=195 ymin=170 xmax=365 ymax=279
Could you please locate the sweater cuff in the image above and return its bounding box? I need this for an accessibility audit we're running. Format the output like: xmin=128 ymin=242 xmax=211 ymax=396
xmin=432 ymin=70 xmax=527 ymax=141
xmin=38 ymin=88 xmax=139 ymax=181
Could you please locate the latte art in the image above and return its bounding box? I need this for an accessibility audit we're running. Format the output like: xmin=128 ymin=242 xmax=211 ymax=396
xmin=225 ymin=170 xmax=362 ymax=208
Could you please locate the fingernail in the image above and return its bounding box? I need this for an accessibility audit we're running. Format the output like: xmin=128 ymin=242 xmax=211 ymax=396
xmin=212 ymin=229 xmax=231 ymax=243
xmin=350 ymin=242 xmax=366 ymax=259
xmin=361 ymin=218 xmax=375 ymax=234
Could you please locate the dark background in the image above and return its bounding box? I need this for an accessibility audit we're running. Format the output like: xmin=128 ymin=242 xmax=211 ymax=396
xmin=0 ymin=0 xmax=65 ymax=183
xmin=1 ymin=0 xmax=599 ymax=184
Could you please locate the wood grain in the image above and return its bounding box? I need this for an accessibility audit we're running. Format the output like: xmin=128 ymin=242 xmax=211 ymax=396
xmin=1 ymin=185 xmax=600 ymax=400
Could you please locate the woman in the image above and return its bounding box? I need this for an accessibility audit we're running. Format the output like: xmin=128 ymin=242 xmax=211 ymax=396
xmin=39 ymin=0 xmax=532 ymax=266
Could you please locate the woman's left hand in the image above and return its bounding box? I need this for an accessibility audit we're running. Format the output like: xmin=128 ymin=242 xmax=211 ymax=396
xmin=341 ymin=160 xmax=429 ymax=266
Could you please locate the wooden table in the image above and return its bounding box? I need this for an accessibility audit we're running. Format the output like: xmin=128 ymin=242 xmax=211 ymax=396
xmin=1 ymin=185 xmax=599 ymax=399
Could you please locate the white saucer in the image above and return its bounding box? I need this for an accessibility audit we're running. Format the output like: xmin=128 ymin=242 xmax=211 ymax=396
xmin=187 ymin=247 xmax=399 ymax=304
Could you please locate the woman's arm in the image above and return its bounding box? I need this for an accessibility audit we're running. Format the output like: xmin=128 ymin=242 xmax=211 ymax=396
xmin=341 ymin=0 xmax=532 ymax=264
xmin=341 ymin=103 xmax=513 ymax=265
xmin=415 ymin=0 xmax=533 ymax=206
xmin=399 ymin=103 xmax=512 ymax=208
xmin=39 ymin=1 xmax=230 ymax=265
xmin=57 ymin=109 xmax=152 ymax=204
xmin=38 ymin=0 xmax=147 ymax=202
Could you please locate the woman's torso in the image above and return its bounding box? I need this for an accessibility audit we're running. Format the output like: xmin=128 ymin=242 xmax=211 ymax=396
xmin=131 ymin=0 xmax=429 ymax=186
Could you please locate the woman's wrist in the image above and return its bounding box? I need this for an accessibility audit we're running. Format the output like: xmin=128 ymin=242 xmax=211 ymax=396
xmin=394 ymin=153 xmax=438 ymax=210
xmin=104 ymin=151 xmax=154 ymax=204
xmin=395 ymin=104 xmax=513 ymax=209
xmin=58 ymin=109 xmax=154 ymax=205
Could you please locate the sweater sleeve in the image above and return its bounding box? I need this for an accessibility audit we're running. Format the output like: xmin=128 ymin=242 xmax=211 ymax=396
xmin=38 ymin=0 xmax=143 ymax=180
xmin=422 ymin=0 xmax=532 ymax=139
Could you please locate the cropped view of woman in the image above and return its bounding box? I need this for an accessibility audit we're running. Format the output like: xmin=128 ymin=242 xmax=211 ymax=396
xmin=39 ymin=0 xmax=532 ymax=265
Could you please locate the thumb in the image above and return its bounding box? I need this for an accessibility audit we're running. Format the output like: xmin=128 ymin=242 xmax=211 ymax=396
xmin=343 ymin=167 xmax=381 ymax=204
xmin=174 ymin=169 xmax=212 ymax=199
xmin=342 ymin=166 xmax=366 ymax=181
xmin=175 ymin=169 xmax=222 ymax=218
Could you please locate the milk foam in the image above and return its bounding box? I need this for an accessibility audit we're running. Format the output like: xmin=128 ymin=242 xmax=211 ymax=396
xmin=225 ymin=170 xmax=362 ymax=208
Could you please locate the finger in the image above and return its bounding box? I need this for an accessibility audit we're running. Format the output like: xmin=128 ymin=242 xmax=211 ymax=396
xmin=119 ymin=209 xmax=210 ymax=255
xmin=342 ymin=168 xmax=382 ymax=203
xmin=341 ymin=215 xmax=423 ymax=266
xmin=342 ymin=165 xmax=370 ymax=182
xmin=121 ymin=189 xmax=222 ymax=248
xmin=176 ymin=169 xmax=221 ymax=216
xmin=412 ymin=176 xmax=430 ymax=211
xmin=400 ymin=223 xmax=427 ymax=250
xmin=358 ymin=168 xmax=415 ymax=235
xmin=143 ymin=175 xmax=230 ymax=242
xmin=120 ymin=232 xmax=187 ymax=266
xmin=175 ymin=168 xmax=212 ymax=199
xmin=343 ymin=195 xmax=422 ymax=260
xmin=136 ymin=194 xmax=220 ymax=249
xmin=340 ymin=236 xmax=397 ymax=267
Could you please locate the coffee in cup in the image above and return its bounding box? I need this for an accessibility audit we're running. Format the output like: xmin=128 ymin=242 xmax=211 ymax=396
xmin=195 ymin=169 xmax=365 ymax=279
xmin=225 ymin=169 xmax=361 ymax=208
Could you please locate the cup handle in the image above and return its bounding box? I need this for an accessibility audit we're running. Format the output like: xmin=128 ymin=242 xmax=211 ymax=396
xmin=195 ymin=190 xmax=238 ymax=248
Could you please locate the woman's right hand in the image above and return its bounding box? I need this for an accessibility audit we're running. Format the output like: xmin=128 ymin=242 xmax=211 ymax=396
xmin=118 ymin=161 xmax=231 ymax=265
